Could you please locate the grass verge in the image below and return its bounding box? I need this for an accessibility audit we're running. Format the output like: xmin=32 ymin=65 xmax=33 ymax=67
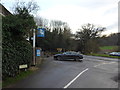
xmin=88 ymin=53 xmax=120 ymax=59
xmin=2 ymin=57 xmax=45 ymax=88
xmin=2 ymin=70 xmax=34 ymax=88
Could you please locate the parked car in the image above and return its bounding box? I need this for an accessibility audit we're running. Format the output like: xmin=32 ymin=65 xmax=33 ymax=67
xmin=54 ymin=51 xmax=83 ymax=61
xmin=109 ymin=52 xmax=120 ymax=56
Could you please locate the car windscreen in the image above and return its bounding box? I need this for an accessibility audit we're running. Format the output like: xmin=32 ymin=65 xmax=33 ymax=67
xmin=63 ymin=52 xmax=78 ymax=55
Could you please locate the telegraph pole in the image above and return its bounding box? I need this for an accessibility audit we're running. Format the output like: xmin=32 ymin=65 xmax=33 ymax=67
xmin=33 ymin=29 xmax=36 ymax=66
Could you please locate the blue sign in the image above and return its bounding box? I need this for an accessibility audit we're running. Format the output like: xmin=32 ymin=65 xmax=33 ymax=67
xmin=36 ymin=49 xmax=41 ymax=56
xmin=37 ymin=28 xmax=45 ymax=37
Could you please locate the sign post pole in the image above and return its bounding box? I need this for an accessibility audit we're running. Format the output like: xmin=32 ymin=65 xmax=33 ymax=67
xmin=32 ymin=26 xmax=45 ymax=66
xmin=33 ymin=29 xmax=36 ymax=66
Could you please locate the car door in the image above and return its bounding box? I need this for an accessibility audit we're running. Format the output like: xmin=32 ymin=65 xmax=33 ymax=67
xmin=66 ymin=52 xmax=74 ymax=60
xmin=62 ymin=52 xmax=71 ymax=60
xmin=70 ymin=52 xmax=77 ymax=59
xmin=61 ymin=52 xmax=68 ymax=60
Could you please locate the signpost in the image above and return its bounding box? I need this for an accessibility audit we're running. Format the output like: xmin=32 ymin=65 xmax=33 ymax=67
xmin=36 ymin=49 xmax=41 ymax=56
xmin=32 ymin=26 xmax=45 ymax=66
xmin=37 ymin=27 xmax=45 ymax=37
xmin=33 ymin=29 xmax=36 ymax=66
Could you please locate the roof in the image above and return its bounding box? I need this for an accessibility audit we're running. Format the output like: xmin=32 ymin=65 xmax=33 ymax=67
xmin=0 ymin=4 xmax=12 ymax=16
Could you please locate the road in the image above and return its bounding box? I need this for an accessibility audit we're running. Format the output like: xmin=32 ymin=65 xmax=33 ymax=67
xmin=7 ymin=55 xmax=118 ymax=88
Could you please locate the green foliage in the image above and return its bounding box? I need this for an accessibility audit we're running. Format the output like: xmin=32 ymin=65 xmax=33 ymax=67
xmin=2 ymin=70 xmax=33 ymax=87
xmin=99 ymin=46 xmax=119 ymax=53
xmin=98 ymin=33 xmax=119 ymax=46
xmin=100 ymin=46 xmax=118 ymax=50
xmin=2 ymin=39 xmax=32 ymax=79
xmin=84 ymin=39 xmax=100 ymax=54
xmin=76 ymin=23 xmax=105 ymax=54
xmin=88 ymin=53 xmax=120 ymax=59
xmin=36 ymin=24 xmax=74 ymax=52
xmin=2 ymin=16 xmax=26 ymax=39
xmin=2 ymin=1 xmax=38 ymax=80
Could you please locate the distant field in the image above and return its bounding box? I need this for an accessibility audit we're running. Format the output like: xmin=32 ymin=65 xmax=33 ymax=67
xmin=89 ymin=53 xmax=120 ymax=59
xmin=100 ymin=46 xmax=118 ymax=51
xmin=89 ymin=46 xmax=120 ymax=59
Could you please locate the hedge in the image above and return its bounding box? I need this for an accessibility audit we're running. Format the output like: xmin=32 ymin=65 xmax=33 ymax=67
xmin=2 ymin=39 xmax=32 ymax=80
xmin=2 ymin=14 xmax=34 ymax=80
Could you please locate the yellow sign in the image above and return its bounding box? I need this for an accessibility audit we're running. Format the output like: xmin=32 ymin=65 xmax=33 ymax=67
xmin=19 ymin=64 xmax=28 ymax=69
xmin=57 ymin=48 xmax=62 ymax=51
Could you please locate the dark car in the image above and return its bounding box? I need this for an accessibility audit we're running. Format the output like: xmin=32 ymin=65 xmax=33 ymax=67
xmin=54 ymin=51 xmax=83 ymax=61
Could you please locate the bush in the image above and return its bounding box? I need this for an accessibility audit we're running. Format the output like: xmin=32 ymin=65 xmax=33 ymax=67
xmin=2 ymin=15 xmax=33 ymax=80
xmin=2 ymin=4 xmax=37 ymax=79
xmin=2 ymin=39 xmax=32 ymax=80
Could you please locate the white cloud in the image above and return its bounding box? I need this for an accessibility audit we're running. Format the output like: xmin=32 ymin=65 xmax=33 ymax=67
xmin=38 ymin=1 xmax=118 ymax=34
xmin=1 ymin=0 xmax=119 ymax=35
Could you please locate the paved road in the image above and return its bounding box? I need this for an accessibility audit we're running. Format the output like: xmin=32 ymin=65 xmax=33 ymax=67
xmin=7 ymin=55 xmax=118 ymax=88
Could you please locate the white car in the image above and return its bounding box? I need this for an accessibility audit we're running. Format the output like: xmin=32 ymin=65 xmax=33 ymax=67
xmin=109 ymin=52 xmax=120 ymax=56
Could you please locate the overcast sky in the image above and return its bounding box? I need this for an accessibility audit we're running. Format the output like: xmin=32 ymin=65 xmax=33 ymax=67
xmin=1 ymin=0 xmax=119 ymax=35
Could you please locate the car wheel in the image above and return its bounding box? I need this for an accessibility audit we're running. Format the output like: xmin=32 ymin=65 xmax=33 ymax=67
xmin=79 ymin=60 xmax=83 ymax=62
xmin=75 ymin=57 xmax=79 ymax=61
xmin=57 ymin=56 xmax=62 ymax=60
xmin=75 ymin=57 xmax=83 ymax=62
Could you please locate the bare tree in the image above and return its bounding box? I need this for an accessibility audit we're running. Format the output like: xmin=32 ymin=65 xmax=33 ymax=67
xmin=13 ymin=1 xmax=39 ymax=15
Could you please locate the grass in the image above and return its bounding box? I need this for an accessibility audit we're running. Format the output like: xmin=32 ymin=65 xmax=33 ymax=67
xmin=2 ymin=58 xmax=45 ymax=88
xmin=0 ymin=81 xmax=2 ymax=89
xmin=100 ymin=46 xmax=118 ymax=50
xmin=88 ymin=53 xmax=120 ymax=59
xmin=97 ymin=46 xmax=119 ymax=59
xmin=2 ymin=69 xmax=35 ymax=88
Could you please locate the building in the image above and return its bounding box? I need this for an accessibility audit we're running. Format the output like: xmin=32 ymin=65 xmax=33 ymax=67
xmin=118 ymin=1 xmax=120 ymax=47
xmin=0 ymin=4 xmax=12 ymax=16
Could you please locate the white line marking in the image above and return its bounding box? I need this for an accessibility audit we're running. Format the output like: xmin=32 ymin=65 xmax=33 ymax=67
xmin=107 ymin=62 xmax=116 ymax=64
xmin=94 ymin=62 xmax=116 ymax=67
xmin=94 ymin=64 xmax=101 ymax=67
xmin=63 ymin=68 xmax=89 ymax=88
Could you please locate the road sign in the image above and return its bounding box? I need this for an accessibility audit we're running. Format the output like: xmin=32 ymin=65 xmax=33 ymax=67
xmin=19 ymin=64 xmax=28 ymax=69
xmin=36 ymin=49 xmax=41 ymax=56
xmin=37 ymin=28 xmax=45 ymax=37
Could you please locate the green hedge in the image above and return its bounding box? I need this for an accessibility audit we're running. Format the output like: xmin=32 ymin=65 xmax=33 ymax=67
xmin=2 ymin=39 xmax=32 ymax=80
xmin=2 ymin=15 xmax=34 ymax=80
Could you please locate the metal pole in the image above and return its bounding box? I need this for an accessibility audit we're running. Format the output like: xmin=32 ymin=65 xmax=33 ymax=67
xmin=33 ymin=29 xmax=36 ymax=66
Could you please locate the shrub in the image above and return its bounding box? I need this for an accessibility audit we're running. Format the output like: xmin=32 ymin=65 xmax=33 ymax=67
xmin=2 ymin=39 xmax=32 ymax=80
xmin=2 ymin=15 xmax=33 ymax=80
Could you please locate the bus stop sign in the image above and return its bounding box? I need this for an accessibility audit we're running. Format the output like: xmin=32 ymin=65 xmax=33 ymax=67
xmin=37 ymin=28 xmax=45 ymax=37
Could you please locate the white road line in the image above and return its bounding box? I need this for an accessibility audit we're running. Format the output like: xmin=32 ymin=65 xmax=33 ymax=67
xmin=63 ymin=68 xmax=89 ymax=89
xmin=94 ymin=64 xmax=101 ymax=67
xmin=94 ymin=62 xmax=116 ymax=68
xmin=107 ymin=62 xmax=116 ymax=64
